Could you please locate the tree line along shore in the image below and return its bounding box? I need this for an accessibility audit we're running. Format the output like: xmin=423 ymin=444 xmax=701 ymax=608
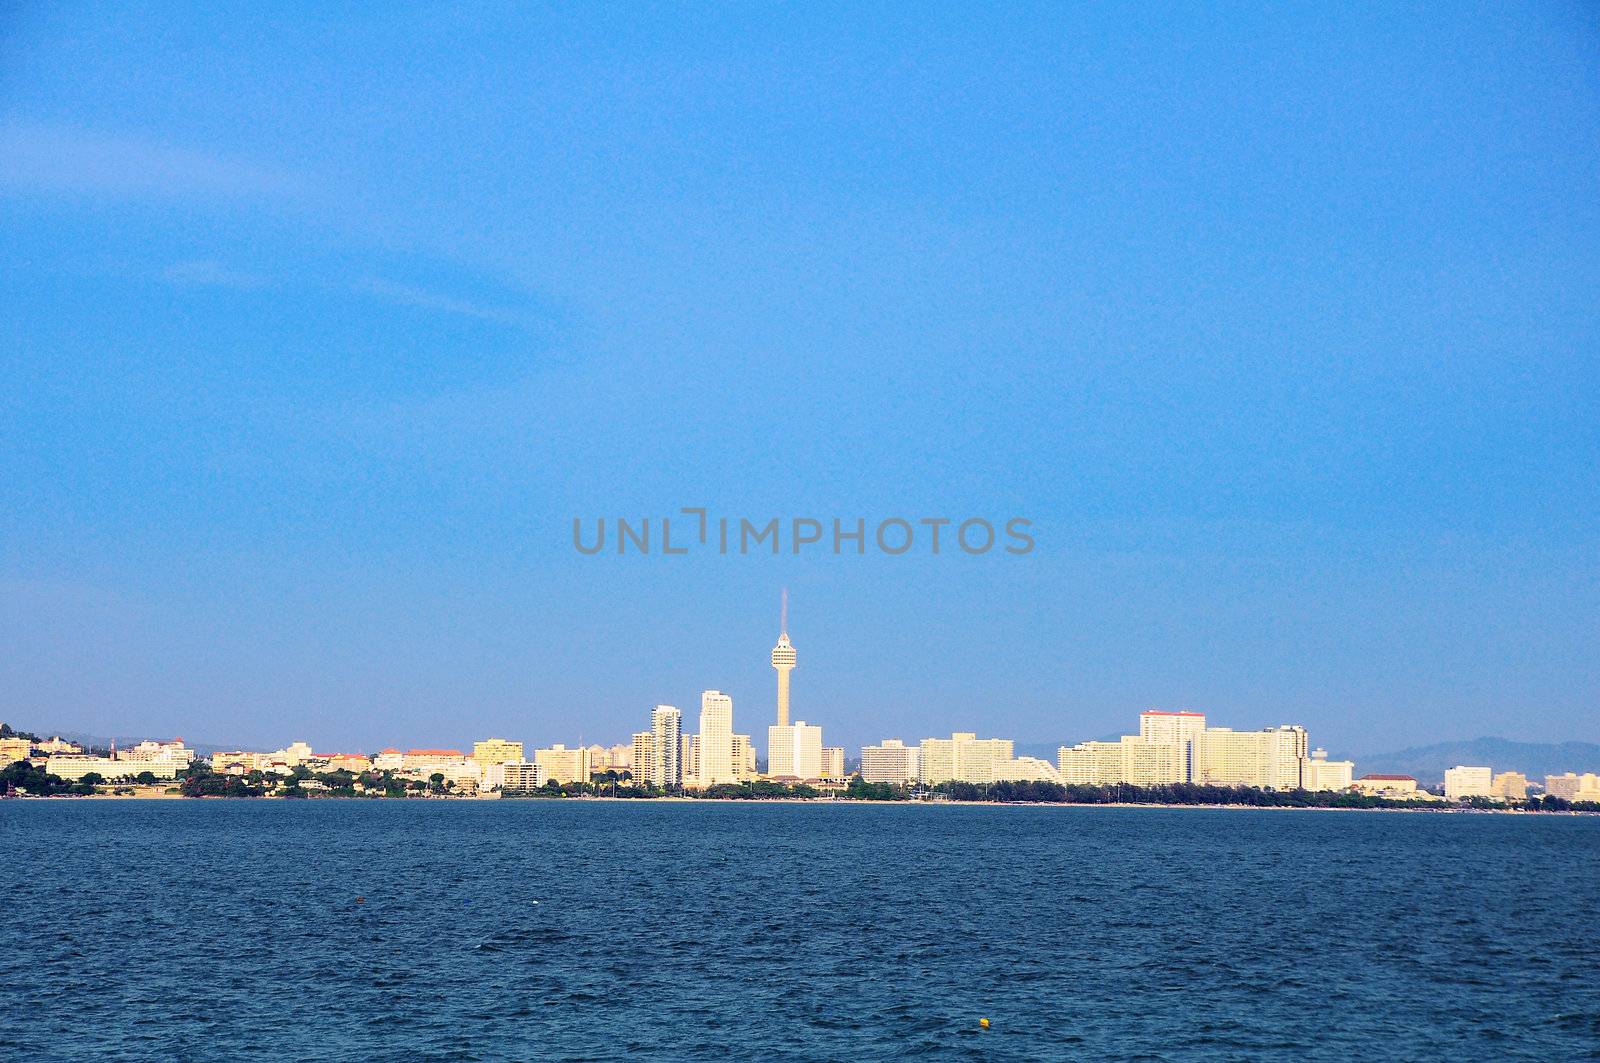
xmin=4 ymin=759 xmax=1598 ymax=812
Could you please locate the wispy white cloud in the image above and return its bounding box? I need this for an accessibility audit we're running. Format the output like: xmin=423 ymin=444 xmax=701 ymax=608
xmin=162 ymin=259 xmax=272 ymax=289
xmin=0 ymin=121 xmax=304 ymax=200
xmin=354 ymin=276 xmax=538 ymax=328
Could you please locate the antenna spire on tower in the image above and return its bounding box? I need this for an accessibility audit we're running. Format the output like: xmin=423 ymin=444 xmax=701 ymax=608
xmin=780 ymin=587 xmax=788 ymax=636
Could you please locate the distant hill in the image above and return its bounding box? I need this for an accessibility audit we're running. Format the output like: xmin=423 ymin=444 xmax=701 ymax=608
xmin=40 ymin=730 xmax=239 ymax=757
xmin=1335 ymin=737 xmax=1600 ymax=787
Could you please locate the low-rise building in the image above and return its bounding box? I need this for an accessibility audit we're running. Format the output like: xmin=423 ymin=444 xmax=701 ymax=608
xmin=482 ymin=760 xmax=542 ymax=793
xmin=1354 ymin=774 xmax=1418 ymax=796
xmin=0 ymin=737 xmax=34 ymax=764
xmin=211 ymin=750 xmax=265 ymax=774
xmin=47 ymin=755 xmax=179 ymax=781
xmin=403 ymin=749 xmax=469 ymax=774
xmin=321 ymin=753 xmax=372 ymax=774
xmin=1002 ymin=756 xmax=1063 ymax=783
xmin=119 ymin=739 xmax=195 ymax=768
xmin=1302 ymin=748 xmax=1355 ymax=792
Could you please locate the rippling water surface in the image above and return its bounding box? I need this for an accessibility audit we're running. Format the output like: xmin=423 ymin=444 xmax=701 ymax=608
xmin=4 ymin=801 xmax=1597 ymax=1061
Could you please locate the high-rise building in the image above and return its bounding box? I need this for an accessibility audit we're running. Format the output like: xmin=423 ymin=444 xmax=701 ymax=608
xmin=649 ymin=705 xmax=683 ymax=789
xmin=1444 ymin=765 xmax=1494 ymax=800
xmin=682 ymin=733 xmax=699 ymax=782
xmin=1544 ymin=772 xmax=1600 ymax=801
xmin=861 ymin=739 xmax=919 ymax=785
xmin=1193 ymin=725 xmax=1306 ymax=790
xmin=771 ymin=591 xmax=797 ymax=727
xmin=473 ymin=738 xmax=525 ymax=766
xmin=1491 ymin=771 xmax=1528 ymax=800
xmin=731 ymin=734 xmax=758 ymax=780
xmin=1057 ymin=736 xmax=1182 ymax=786
xmin=919 ymin=733 xmax=1015 ymax=785
xmin=699 ymin=690 xmax=736 ymax=786
xmin=767 ymin=720 xmax=822 ymax=779
xmin=631 ymin=731 xmax=654 ymax=785
xmin=1138 ymin=710 xmax=1206 ymax=781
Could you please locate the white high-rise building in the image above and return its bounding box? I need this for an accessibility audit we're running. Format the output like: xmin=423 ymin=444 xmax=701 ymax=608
xmin=1194 ymin=725 xmax=1307 ymax=790
xmin=767 ymin=720 xmax=823 ymax=780
xmin=698 ymin=690 xmax=736 ymax=786
xmin=1057 ymin=736 xmax=1183 ymax=786
xmin=631 ymin=731 xmax=653 ymax=784
xmin=1544 ymin=773 xmax=1600 ymax=801
xmin=731 ymin=734 xmax=758 ymax=780
xmin=860 ymin=739 xmax=920 ymax=785
xmin=918 ymin=733 xmax=1015 ymax=785
xmin=819 ymin=747 xmax=845 ymax=780
xmin=1138 ymin=711 xmax=1206 ymax=781
xmin=1444 ymin=765 xmax=1494 ymax=800
xmin=649 ymin=705 xmax=683 ymax=790
xmin=533 ymin=744 xmax=591 ymax=785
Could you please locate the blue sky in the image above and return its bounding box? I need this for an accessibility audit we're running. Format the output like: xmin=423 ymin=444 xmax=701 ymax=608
xmin=2 ymin=3 xmax=1597 ymax=755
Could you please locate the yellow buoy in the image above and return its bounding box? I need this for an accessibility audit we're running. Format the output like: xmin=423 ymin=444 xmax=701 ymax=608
xmin=979 ymin=1018 xmax=990 ymax=1030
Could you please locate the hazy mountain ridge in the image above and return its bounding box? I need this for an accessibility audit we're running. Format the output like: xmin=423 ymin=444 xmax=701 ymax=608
xmin=1336 ymin=737 xmax=1600 ymax=786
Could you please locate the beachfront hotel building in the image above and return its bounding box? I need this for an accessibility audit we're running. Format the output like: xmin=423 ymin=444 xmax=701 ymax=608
xmin=919 ymin=733 xmax=1015 ymax=785
xmin=1057 ymin=736 xmax=1184 ymax=787
xmin=482 ymin=760 xmax=542 ymax=793
xmin=1302 ymin=749 xmax=1355 ymax=792
xmin=1443 ymin=765 xmax=1494 ymax=800
xmin=45 ymin=755 xmax=181 ymax=781
xmin=768 ymin=720 xmax=823 ymax=780
xmin=0 ymin=737 xmax=33 ymax=764
xmin=533 ymin=744 xmax=591 ymax=785
xmin=1354 ymin=774 xmax=1418 ymax=796
xmin=860 ymin=739 xmax=919 ymax=785
xmin=1193 ymin=725 xmax=1308 ymax=789
xmin=472 ymin=738 xmax=525 ymax=766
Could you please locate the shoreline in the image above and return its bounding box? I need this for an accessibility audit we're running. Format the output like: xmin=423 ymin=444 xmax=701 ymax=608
xmin=14 ymin=793 xmax=1595 ymax=815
